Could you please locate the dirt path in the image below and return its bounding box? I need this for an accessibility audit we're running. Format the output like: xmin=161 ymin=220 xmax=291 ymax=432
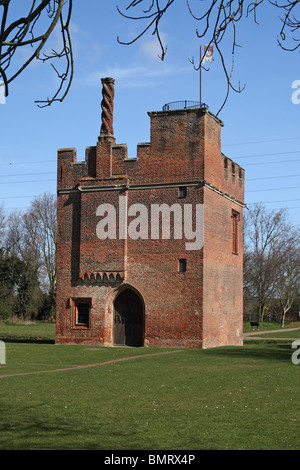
xmin=244 ymin=327 xmax=300 ymax=341
xmin=0 ymin=349 xmax=184 ymax=379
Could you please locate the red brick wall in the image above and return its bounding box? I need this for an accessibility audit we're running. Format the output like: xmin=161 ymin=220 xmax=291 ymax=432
xmin=202 ymin=187 xmax=244 ymax=348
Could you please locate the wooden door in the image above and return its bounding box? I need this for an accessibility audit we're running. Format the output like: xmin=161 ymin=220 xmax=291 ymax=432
xmin=113 ymin=289 xmax=144 ymax=346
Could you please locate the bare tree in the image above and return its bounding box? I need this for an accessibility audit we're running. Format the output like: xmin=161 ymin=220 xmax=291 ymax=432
xmin=28 ymin=192 xmax=57 ymax=298
xmin=244 ymin=203 xmax=299 ymax=324
xmin=4 ymin=192 xmax=56 ymax=319
xmin=5 ymin=209 xmax=42 ymax=319
xmin=244 ymin=203 xmax=283 ymax=322
xmin=0 ymin=0 xmax=73 ymax=106
xmin=0 ymin=202 xmax=5 ymax=245
xmin=6 ymin=192 xmax=56 ymax=296
xmin=6 ymin=210 xmax=39 ymax=267
xmin=275 ymin=232 xmax=300 ymax=327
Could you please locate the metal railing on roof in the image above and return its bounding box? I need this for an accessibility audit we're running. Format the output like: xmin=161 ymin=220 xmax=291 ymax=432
xmin=162 ymin=101 xmax=208 ymax=111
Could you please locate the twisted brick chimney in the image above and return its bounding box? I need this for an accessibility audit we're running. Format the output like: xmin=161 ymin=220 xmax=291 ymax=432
xmin=99 ymin=77 xmax=115 ymax=139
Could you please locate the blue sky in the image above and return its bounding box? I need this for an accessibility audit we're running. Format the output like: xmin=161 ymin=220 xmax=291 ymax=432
xmin=0 ymin=1 xmax=299 ymax=227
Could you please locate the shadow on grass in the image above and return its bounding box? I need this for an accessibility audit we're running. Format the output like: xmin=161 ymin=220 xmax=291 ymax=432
xmin=0 ymin=336 xmax=54 ymax=345
xmin=206 ymin=343 xmax=294 ymax=363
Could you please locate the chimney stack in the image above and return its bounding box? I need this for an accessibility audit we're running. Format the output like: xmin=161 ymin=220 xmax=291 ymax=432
xmin=99 ymin=77 xmax=115 ymax=139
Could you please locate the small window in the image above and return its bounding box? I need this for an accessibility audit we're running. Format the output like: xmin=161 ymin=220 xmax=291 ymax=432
xmin=178 ymin=186 xmax=187 ymax=198
xmin=179 ymin=259 xmax=187 ymax=272
xmin=232 ymin=210 xmax=240 ymax=254
xmin=74 ymin=299 xmax=91 ymax=327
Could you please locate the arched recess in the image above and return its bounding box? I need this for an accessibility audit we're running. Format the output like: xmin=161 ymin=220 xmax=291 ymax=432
xmin=113 ymin=287 xmax=145 ymax=347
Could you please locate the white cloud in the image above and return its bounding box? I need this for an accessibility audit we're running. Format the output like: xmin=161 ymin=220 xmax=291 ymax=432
xmin=139 ymin=34 xmax=167 ymax=62
xmin=78 ymin=62 xmax=189 ymax=89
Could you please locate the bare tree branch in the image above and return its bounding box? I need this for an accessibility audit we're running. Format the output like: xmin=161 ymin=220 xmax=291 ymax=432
xmin=0 ymin=0 xmax=73 ymax=106
xmin=117 ymin=0 xmax=300 ymax=114
xmin=2 ymin=0 xmax=300 ymax=109
xmin=117 ymin=0 xmax=175 ymax=60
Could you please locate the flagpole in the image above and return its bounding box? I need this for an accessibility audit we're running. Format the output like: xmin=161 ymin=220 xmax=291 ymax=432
xmin=200 ymin=45 xmax=202 ymax=106
xmin=200 ymin=45 xmax=214 ymax=107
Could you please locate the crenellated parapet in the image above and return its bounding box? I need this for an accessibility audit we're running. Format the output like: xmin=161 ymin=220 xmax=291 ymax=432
xmin=57 ymin=78 xmax=245 ymax=207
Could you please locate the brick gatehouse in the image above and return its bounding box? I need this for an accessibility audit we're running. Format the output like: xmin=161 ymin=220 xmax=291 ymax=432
xmin=55 ymin=78 xmax=245 ymax=348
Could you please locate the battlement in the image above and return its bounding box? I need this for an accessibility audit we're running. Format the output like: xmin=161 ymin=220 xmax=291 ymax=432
xmin=57 ymin=84 xmax=244 ymax=206
xmin=222 ymin=153 xmax=244 ymax=180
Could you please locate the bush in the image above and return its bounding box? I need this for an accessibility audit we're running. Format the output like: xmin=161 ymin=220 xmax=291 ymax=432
xmin=0 ymin=300 xmax=12 ymax=320
xmin=38 ymin=293 xmax=56 ymax=320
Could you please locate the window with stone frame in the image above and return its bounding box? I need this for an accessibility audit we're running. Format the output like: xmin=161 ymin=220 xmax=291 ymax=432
xmin=73 ymin=298 xmax=92 ymax=327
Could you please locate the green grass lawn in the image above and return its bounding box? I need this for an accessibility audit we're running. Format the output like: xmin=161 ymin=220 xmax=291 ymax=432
xmin=0 ymin=321 xmax=299 ymax=450
xmin=0 ymin=320 xmax=55 ymax=343
xmin=243 ymin=320 xmax=299 ymax=333
xmin=258 ymin=329 xmax=300 ymax=339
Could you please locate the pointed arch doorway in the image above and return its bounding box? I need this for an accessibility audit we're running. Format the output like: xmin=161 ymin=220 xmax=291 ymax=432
xmin=113 ymin=288 xmax=144 ymax=347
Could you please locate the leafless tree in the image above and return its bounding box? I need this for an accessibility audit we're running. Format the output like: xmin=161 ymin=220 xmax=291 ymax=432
xmin=244 ymin=204 xmax=283 ymax=322
xmin=275 ymin=232 xmax=300 ymax=327
xmin=26 ymin=192 xmax=57 ymax=297
xmin=6 ymin=192 xmax=56 ymax=296
xmin=244 ymin=203 xmax=300 ymax=324
xmin=0 ymin=203 xmax=5 ymax=244
xmin=2 ymin=192 xmax=56 ymax=319
xmin=5 ymin=209 xmax=43 ymax=319
xmin=0 ymin=0 xmax=73 ymax=107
